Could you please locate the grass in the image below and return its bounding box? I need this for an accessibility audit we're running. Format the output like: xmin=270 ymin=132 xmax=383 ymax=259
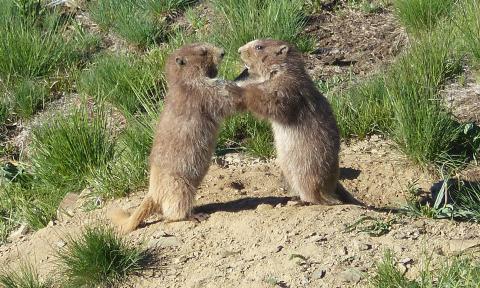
xmin=11 ymin=79 xmax=48 ymax=119
xmin=0 ymin=261 xmax=51 ymax=288
xmin=371 ymin=251 xmax=480 ymax=287
xmin=78 ymin=52 xmax=165 ymax=114
xmin=30 ymin=106 xmax=115 ymax=192
xmin=88 ymin=0 xmax=195 ymax=48
xmin=329 ymin=76 xmax=392 ymax=138
xmin=56 ymin=226 xmax=147 ymax=288
xmin=393 ymin=0 xmax=457 ymax=34
xmin=0 ymin=1 xmax=77 ymax=79
xmin=209 ymin=0 xmax=314 ymax=56
xmin=88 ymin=115 xmax=156 ymax=197
xmin=329 ymin=23 xmax=479 ymax=167
xmin=404 ymin=178 xmax=480 ymax=222
xmin=456 ymin=0 xmax=480 ymax=62
xmin=386 ymin=31 xmax=465 ymax=166
xmin=0 ymin=0 xmax=100 ymax=122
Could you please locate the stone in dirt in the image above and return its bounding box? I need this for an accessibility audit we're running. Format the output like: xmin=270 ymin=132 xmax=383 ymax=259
xmin=57 ymin=192 xmax=80 ymax=221
xmin=338 ymin=268 xmax=363 ymax=283
xmin=312 ymin=268 xmax=327 ymax=279
xmin=446 ymin=239 xmax=480 ymax=254
xmin=148 ymin=236 xmax=181 ymax=248
xmin=256 ymin=204 xmax=273 ymax=211
xmin=7 ymin=224 xmax=29 ymax=242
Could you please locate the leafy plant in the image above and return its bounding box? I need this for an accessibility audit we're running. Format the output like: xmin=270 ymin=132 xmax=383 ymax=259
xmin=344 ymin=216 xmax=394 ymax=237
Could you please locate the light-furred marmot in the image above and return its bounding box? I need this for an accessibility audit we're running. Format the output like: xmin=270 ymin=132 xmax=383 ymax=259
xmin=236 ymin=39 xmax=359 ymax=205
xmin=110 ymin=43 xmax=244 ymax=233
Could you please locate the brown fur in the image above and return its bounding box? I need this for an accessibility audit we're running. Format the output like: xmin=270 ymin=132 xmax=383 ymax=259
xmin=237 ymin=39 xmax=360 ymax=205
xmin=110 ymin=43 xmax=244 ymax=233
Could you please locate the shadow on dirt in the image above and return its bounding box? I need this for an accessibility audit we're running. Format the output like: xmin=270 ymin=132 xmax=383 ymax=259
xmin=195 ymin=196 xmax=293 ymax=214
xmin=340 ymin=167 xmax=361 ymax=180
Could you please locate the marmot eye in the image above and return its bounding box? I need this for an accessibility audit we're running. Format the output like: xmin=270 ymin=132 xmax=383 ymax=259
xmin=255 ymin=45 xmax=263 ymax=50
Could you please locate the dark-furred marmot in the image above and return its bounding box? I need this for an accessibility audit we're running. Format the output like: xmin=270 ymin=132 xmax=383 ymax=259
xmin=236 ymin=39 xmax=359 ymax=205
xmin=110 ymin=43 xmax=244 ymax=233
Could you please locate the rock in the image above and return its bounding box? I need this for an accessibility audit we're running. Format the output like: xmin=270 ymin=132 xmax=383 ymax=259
xmin=56 ymin=240 xmax=67 ymax=248
xmin=338 ymin=268 xmax=363 ymax=283
xmin=312 ymin=268 xmax=327 ymax=279
xmin=286 ymin=200 xmax=301 ymax=207
xmin=396 ymin=263 xmax=407 ymax=275
xmin=7 ymin=224 xmax=29 ymax=241
xmin=220 ymin=250 xmax=240 ymax=258
xmin=229 ymin=180 xmax=245 ymax=190
xmin=447 ymin=239 xmax=480 ymax=254
xmin=337 ymin=246 xmax=348 ymax=256
xmin=152 ymin=230 xmax=171 ymax=238
xmin=399 ymin=257 xmax=413 ymax=265
xmin=354 ymin=241 xmax=372 ymax=251
xmin=57 ymin=192 xmax=80 ymax=221
xmin=148 ymin=236 xmax=181 ymax=248
xmin=256 ymin=204 xmax=273 ymax=211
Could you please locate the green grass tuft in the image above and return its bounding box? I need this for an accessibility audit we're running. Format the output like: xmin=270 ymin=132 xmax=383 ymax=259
xmin=371 ymin=251 xmax=480 ymax=287
xmin=78 ymin=52 xmax=165 ymax=114
xmin=394 ymin=0 xmax=457 ymax=34
xmin=209 ymin=0 xmax=314 ymax=57
xmin=456 ymin=0 xmax=480 ymax=62
xmin=88 ymin=0 xmax=195 ymax=48
xmin=0 ymin=261 xmax=51 ymax=288
xmin=217 ymin=114 xmax=275 ymax=158
xmin=328 ymin=76 xmax=392 ymax=138
xmin=30 ymin=106 xmax=115 ymax=192
xmin=57 ymin=226 xmax=147 ymax=288
xmin=11 ymin=79 xmax=48 ymax=119
xmin=386 ymin=32 xmax=464 ymax=166
xmin=88 ymin=115 xmax=156 ymax=198
xmin=0 ymin=0 xmax=80 ymax=79
xmin=404 ymin=177 xmax=480 ymax=222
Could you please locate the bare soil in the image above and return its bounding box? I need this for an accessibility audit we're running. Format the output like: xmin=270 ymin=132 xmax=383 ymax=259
xmin=304 ymin=7 xmax=408 ymax=80
xmin=1 ymin=138 xmax=479 ymax=288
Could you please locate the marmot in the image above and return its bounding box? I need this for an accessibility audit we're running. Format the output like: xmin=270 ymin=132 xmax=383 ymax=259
xmin=236 ymin=39 xmax=359 ymax=205
xmin=110 ymin=43 xmax=244 ymax=233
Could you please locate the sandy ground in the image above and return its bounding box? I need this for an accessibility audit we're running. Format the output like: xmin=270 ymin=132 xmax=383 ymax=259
xmin=1 ymin=138 xmax=479 ymax=288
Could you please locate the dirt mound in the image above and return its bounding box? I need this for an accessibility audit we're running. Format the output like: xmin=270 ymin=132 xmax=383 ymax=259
xmin=305 ymin=7 xmax=407 ymax=80
xmin=3 ymin=139 xmax=477 ymax=288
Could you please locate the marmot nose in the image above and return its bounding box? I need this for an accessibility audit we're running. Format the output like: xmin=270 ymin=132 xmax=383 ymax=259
xmin=219 ymin=49 xmax=225 ymax=58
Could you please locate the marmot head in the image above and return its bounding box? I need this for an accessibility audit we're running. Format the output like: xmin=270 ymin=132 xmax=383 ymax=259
xmin=238 ymin=39 xmax=303 ymax=79
xmin=166 ymin=43 xmax=225 ymax=84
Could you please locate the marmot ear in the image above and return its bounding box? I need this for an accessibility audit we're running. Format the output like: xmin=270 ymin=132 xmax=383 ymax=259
xmin=176 ymin=57 xmax=186 ymax=66
xmin=276 ymin=45 xmax=289 ymax=56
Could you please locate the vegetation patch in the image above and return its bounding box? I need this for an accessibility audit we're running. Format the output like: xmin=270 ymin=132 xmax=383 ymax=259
xmin=57 ymin=226 xmax=147 ymax=288
xmin=78 ymin=52 xmax=165 ymax=114
xmin=88 ymin=0 xmax=195 ymax=48
xmin=30 ymin=106 xmax=115 ymax=192
xmin=404 ymin=178 xmax=480 ymax=222
xmin=0 ymin=261 xmax=51 ymax=288
xmin=371 ymin=251 xmax=480 ymax=287
xmin=393 ymin=0 xmax=457 ymax=34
